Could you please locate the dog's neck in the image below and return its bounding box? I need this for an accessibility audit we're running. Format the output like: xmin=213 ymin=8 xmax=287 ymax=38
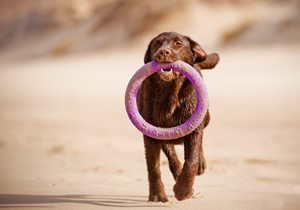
xmin=149 ymin=73 xmax=185 ymax=98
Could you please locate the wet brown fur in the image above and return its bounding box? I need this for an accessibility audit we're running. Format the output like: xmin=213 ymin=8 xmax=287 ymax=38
xmin=137 ymin=32 xmax=219 ymax=202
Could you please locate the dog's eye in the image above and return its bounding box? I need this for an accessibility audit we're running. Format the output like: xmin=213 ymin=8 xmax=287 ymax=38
xmin=175 ymin=41 xmax=182 ymax=46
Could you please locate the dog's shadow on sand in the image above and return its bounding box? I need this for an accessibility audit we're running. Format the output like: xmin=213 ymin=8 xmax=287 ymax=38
xmin=0 ymin=194 xmax=168 ymax=208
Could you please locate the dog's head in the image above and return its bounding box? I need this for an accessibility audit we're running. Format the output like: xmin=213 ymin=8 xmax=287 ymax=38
xmin=144 ymin=32 xmax=219 ymax=82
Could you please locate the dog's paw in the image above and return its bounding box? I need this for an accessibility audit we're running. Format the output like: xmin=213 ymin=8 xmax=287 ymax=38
xmin=173 ymin=182 xmax=193 ymax=201
xmin=149 ymin=192 xmax=168 ymax=203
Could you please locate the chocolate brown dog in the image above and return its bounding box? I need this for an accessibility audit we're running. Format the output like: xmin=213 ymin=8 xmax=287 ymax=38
xmin=137 ymin=32 xmax=219 ymax=202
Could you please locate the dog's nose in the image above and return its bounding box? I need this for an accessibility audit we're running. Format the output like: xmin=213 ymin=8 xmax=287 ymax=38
xmin=159 ymin=49 xmax=171 ymax=56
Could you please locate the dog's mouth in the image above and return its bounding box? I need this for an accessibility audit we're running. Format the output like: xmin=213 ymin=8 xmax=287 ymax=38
xmin=160 ymin=68 xmax=173 ymax=74
xmin=159 ymin=68 xmax=178 ymax=82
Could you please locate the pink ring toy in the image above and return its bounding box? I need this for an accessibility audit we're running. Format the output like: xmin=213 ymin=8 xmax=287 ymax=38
xmin=125 ymin=60 xmax=209 ymax=140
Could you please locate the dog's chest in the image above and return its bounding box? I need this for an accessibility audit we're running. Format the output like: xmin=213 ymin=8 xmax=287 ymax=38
xmin=151 ymin=84 xmax=196 ymax=127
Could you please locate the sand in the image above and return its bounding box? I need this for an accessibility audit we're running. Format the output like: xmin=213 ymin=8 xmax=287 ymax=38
xmin=0 ymin=45 xmax=300 ymax=209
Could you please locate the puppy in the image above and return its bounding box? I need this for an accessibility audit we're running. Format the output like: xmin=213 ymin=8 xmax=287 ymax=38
xmin=137 ymin=32 xmax=219 ymax=202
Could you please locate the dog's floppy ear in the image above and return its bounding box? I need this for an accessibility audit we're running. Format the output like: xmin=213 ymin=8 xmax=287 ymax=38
xmin=197 ymin=53 xmax=220 ymax=70
xmin=144 ymin=39 xmax=154 ymax=64
xmin=186 ymin=37 xmax=207 ymax=63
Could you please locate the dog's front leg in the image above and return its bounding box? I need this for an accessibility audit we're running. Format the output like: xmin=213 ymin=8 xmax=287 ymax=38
xmin=173 ymin=130 xmax=202 ymax=201
xmin=144 ymin=135 xmax=168 ymax=202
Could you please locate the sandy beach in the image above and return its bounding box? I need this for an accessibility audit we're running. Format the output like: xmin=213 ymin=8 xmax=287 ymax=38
xmin=0 ymin=44 xmax=300 ymax=209
xmin=1 ymin=0 xmax=300 ymax=209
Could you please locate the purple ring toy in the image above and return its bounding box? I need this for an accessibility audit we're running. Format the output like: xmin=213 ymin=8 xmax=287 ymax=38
xmin=125 ymin=60 xmax=209 ymax=140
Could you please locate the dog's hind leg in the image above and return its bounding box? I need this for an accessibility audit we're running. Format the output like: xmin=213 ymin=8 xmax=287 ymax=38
xmin=197 ymin=144 xmax=207 ymax=176
xmin=162 ymin=144 xmax=182 ymax=180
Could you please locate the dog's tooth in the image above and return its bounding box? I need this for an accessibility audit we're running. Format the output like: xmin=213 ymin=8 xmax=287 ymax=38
xmin=170 ymin=68 xmax=173 ymax=73
xmin=160 ymin=69 xmax=164 ymax=72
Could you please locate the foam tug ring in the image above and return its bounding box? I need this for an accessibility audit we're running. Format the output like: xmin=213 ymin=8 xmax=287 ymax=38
xmin=125 ymin=60 xmax=209 ymax=140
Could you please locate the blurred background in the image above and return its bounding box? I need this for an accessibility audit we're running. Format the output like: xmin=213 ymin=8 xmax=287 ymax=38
xmin=0 ymin=0 xmax=300 ymax=209
xmin=0 ymin=0 xmax=299 ymax=60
